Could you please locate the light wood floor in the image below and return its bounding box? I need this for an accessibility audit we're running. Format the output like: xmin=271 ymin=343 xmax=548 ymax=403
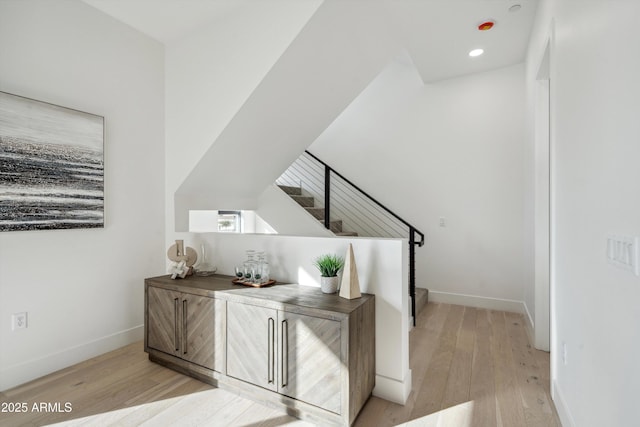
xmin=1 ymin=303 xmax=560 ymax=427
xmin=354 ymin=303 xmax=561 ymax=427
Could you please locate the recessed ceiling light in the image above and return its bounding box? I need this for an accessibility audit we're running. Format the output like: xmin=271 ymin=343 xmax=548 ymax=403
xmin=469 ymin=48 xmax=484 ymax=57
xmin=509 ymin=4 xmax=522 ymax=12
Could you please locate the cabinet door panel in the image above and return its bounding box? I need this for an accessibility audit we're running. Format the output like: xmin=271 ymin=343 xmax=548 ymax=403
xmin=213 ymin=299 xmax=226 ymax=373
xmin=279 ymin=313 xmax=342 ymax=414
xmin=182 ymin=294 xmax=217 ymax=370
xmin=147 ymin=286 xmax=181 ymax=357
xmin=227 ymin=302 xmax=278 ymax=392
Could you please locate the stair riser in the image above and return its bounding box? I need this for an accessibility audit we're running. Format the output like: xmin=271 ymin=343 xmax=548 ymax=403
xmin=316 ymin=219 xmax=358 ymax=236
xmin=415 ymin=288 xmax=429 ymax=316
xmin=306 ymin=208 xmax=325 ymax=221
xmin=330 ymin=220 xmax=342 ymax=233
xmin=292 ymin=196 xmax=315 ymax=208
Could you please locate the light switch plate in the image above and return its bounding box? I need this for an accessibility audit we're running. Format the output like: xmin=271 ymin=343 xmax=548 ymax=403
xmin=606 ymin=234 xmax=639 ymax=276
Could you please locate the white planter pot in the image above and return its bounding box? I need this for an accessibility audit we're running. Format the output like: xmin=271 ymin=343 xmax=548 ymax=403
xmin=320 ymin=276 xmax=339 ymax=294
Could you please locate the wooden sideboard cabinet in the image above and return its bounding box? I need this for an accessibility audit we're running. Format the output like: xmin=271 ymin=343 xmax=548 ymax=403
xmin=144 ymin=274 xmax=375 ymax=426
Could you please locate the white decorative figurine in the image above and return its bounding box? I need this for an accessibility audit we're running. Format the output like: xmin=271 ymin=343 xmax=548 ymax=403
xmin=339 ymin=243 xmax=361 ymax=299
xmin=169 ymin=260 xmax=189 ymax=279
xmin=167 ymin=239 xmax=197 ymax=279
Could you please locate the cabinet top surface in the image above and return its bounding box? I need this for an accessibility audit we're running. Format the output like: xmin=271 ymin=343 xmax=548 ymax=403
xmin=145 ymin=274 xmax=373 ymax=315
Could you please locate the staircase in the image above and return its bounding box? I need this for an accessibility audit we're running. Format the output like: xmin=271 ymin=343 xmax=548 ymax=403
xmin=278 ymin=184 xmax=358 ymax=236
xmin=276 ymin=151 xmax=427 ymax=325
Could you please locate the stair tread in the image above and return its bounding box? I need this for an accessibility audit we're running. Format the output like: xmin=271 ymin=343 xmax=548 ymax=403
xmin=304 ymin=207 xmax=325 ymax=220
xmin=290 ymin=195 xmax=314 ymax=207
xmin=316 ymin=219 xmax=343 ymax=233
xmin=335 ymin=232 xmax=358 ymax=236
xmin=278 ymin=184 xmax=302 ymax=195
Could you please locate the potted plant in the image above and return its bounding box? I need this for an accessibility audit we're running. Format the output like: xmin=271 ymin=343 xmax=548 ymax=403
xmin=313 ymin=254 xmax=345 ymax=294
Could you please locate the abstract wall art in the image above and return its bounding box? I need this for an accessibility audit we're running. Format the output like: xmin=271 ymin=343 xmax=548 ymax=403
xmin=0 ymin=91 xmax=104 ymax=231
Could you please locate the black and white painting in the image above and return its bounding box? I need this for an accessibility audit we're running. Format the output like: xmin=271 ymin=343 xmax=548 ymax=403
xmin=0 ymin=92 xmax=104 ymax=231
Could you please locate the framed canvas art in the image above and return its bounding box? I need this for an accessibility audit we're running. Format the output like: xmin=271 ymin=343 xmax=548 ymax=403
xmin=0 ymin=91 xmax=104 ymax=231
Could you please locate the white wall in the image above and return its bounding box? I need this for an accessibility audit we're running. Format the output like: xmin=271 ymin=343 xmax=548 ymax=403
xmin=165 ymin=0 xmax=322 ymax=233
xmin=256 ymin=185 xmax=333 ymax=237
xmin=310 ymin=59 xmax=526 ymax=311
xmin=177 ymin=233 xmax=411 ymax=404
xmin=172 ymin=0 xmax=403 ymax=230
xmin=527 ymin=1 xmax=640 ymax=426
xmin=163 ymin=0 xmax=322 ymax=271
xmin=0 ymin=0 xmax=165 ymax=390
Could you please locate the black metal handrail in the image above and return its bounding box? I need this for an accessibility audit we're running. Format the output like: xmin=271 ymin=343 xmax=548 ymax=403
xmin=304 ymin=150 xmax=425 ymax=325
xmin=306 ymin=151 xmax=425 ymax=246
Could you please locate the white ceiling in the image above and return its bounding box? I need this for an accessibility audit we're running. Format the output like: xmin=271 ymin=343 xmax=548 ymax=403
xmin=82 ymin=0 xmax=538 ymax=83
xmin=389 ymin=0 xmax=538 ymax=82
xmin=82 ymin=0 xmax=256 ymax=44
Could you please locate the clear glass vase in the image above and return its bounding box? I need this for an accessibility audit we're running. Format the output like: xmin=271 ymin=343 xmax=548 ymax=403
xmin=195 ymin=244 xmax=217 ymax=276
xmin=243 ymin=250 xmax=256 ymax=282
xmin=260 ymin=262 xmax=270 ymax=284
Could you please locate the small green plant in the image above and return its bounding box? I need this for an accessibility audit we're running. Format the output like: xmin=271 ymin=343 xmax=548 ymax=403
xmin=313 ymin=254 xmax=345 ymax=277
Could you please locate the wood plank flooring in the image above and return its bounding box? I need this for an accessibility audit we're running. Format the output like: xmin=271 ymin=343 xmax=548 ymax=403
xmin=354 ymin=303 xmax=561 ymax=427
xmin=0 ymin=303 xmax=560 ymax=427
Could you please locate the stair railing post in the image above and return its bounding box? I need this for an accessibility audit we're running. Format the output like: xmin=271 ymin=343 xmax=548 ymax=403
xmin=324 ymin=165 xmax=331 ymax=230
xmin=409 ymin=227 xmax=416 ymax=327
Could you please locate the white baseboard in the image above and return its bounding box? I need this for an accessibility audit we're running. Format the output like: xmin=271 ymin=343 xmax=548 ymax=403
xmin=373 ymin=369 xmax=412 ymax=405
xmin=524 ymin=302 xmax=535 ymax=328
xmin=553 ymin=379 xmax=576 ymax=427
xmin=428 ymin=291 xmax=526 ymax=314
xmin=0 ymin=325 xmax=143 ymax=391
xmin=523 ymin=303 xmax=535 ymax=345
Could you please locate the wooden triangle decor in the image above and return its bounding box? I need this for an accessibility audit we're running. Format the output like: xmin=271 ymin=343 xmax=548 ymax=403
xmin=339 ymin=243 xmax=361 ymax=299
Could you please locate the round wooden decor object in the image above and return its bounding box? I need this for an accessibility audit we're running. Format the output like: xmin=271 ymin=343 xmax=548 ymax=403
xmin=167 ymin=244 xmax=198 ymax=267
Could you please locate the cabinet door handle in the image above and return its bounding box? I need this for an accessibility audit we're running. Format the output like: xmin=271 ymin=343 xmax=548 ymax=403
xmin=281 ymin=319 xmax=288 ymax=388
xmin=173 ymin=298 xmax=179 ymax=352
xmin=268 ymin=317 xmax=275 ymax=384
xmin=182 ymin=299 xmax=188 ymax=355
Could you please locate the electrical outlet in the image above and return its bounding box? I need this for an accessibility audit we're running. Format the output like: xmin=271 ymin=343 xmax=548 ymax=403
xmin=562 ymin=341 xmax=568 ymax=366
xmin=11 ymin=312 xmax=27 ymax=331
xmin=439 ymin=217 xmax=446 ymax=227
